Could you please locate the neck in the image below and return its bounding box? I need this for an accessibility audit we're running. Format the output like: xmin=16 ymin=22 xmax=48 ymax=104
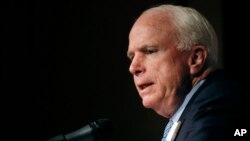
xmin=192 ymin=67 xmax=214 ymax=87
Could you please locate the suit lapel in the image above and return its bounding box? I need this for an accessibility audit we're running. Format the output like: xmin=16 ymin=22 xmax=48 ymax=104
xmin=174 ymin=70 xmax=224 ymax=141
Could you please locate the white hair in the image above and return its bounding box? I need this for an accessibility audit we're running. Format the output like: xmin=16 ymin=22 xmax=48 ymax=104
xmin=143 ymin=5 xmax=218 ymax=67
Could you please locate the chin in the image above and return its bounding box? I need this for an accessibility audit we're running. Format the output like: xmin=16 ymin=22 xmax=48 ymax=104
xmin=142 ymin=98 xmax=156 ymax=109
xmin=142 ymin=98 xmax=168 ymax=117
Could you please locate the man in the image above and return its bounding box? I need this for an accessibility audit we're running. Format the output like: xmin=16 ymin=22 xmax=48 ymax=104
xmin=127 ymin=4 xmax=248 ymax=141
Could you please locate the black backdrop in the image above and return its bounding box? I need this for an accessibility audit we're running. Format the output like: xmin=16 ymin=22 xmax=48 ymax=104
xmin=1 ymin=0 xmax=249 ymax=141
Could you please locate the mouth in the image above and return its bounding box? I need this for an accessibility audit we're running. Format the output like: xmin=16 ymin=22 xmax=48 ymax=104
xmin=138 ymin=82 xmax=154 ymax=91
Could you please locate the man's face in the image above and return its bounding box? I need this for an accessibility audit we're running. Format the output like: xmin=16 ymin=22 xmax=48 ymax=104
xmin=127 ymin=13 xmax=191 ymax=117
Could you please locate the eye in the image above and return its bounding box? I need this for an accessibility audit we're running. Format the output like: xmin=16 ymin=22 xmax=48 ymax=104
xmin=144 ymin=48 xmax=158 ymax=54
xmin=127 ymin=53 xmax=134 ymax=61
xmin=128 ymin=55 xmax=134 ymax=61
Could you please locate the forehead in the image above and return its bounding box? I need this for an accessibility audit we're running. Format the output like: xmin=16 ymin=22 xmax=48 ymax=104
xmin=128 ymin=12 xmax=177 ymax=50
xmin=130 ymin=12 xmax=173 ymax=35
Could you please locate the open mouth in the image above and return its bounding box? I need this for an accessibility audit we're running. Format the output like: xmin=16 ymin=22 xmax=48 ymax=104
xmin=139 ymin=82 xmax=154 ymax=90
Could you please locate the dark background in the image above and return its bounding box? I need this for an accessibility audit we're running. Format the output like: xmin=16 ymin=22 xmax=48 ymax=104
xmin=1 ymin=0 xmax=249 ymax=141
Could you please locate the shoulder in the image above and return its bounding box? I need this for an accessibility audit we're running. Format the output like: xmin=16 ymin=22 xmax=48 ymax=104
xmin=190 ymin=69 xmax=247 ymax=122
xmin=193 ymin=69 xmax=244 ymax=106
xmin=176 ymin=70 xmax=249 ymax=141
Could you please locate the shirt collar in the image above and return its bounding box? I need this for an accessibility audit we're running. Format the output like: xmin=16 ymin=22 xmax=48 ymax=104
xmin=170 ymin=79 xmax=206 ymax=122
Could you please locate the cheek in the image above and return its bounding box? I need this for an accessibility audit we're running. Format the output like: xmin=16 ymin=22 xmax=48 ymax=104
xmin=141 ymin=87 xmax=164 ymax=110
xmin=156 ymin=62 xmax=186 ymax=91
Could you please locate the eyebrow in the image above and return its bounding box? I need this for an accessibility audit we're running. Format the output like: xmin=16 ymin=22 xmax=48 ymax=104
xmin=127 ymin=44 xmax=158 ymax=59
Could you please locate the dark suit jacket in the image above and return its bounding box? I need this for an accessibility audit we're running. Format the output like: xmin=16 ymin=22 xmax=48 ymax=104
xmin=174 ymin=70 xmax=249 ymax=141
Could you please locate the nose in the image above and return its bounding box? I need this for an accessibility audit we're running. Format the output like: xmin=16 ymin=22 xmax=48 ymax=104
xmin=129 ymin=55 xmax=145 ymax=76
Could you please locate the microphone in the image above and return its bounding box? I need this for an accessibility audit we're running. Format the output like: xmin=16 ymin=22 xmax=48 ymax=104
xmin=47 ymin=119 xmax=113 ymax=141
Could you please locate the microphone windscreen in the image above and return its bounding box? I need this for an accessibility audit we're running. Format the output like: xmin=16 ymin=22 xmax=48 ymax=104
xmin=89 ymin=119 xmax=114 ymax=141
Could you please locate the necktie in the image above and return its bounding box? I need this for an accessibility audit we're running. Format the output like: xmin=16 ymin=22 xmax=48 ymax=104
xmin=161 ymin=120 xmax=174 ymax=141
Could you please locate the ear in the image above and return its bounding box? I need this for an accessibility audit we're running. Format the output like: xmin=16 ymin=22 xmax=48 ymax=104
xmin=188 ymin=45 xmax=208 ymax=76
